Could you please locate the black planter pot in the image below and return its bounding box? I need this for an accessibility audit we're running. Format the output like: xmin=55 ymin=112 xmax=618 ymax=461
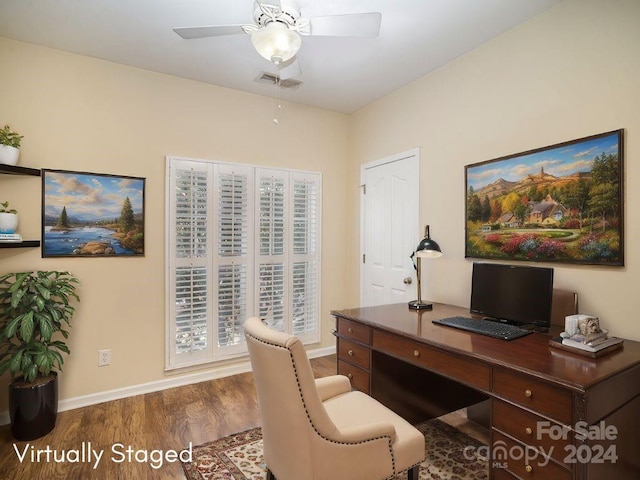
xmin=9 ymin=372 xmax=58 ymax=441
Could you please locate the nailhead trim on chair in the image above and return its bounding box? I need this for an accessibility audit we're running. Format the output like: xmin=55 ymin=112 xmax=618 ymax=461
xmin=246 ymin=332 xmax=398 ymax=477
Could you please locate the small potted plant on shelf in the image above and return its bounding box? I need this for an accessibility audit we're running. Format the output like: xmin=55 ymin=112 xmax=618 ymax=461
xmin=0 ymin=271 xmax=80 ymax=440
xmin=0 ymin=125 xmax=24 ymax=166
xmin=0 ymin=201 xmax=19 ymax=235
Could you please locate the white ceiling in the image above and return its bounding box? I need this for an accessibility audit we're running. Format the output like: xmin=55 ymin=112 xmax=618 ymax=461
xmin=0 ymin=0 xmax=562 ymax=114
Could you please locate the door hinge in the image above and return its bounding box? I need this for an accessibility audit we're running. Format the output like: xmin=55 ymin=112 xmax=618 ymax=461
xmin=360 ymin=184 xmax=366 ymax=195
xmin=362 ymin=254 xmax=366 ymax=263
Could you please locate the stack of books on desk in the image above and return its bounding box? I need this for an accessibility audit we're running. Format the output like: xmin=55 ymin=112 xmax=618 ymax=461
xmin=563 ymin=330 xmax=622 ymax=350
xmin=0 ymin=233 xmax=22 ymax=243
xmin=554 ymin=330 xmax=623 ymax=357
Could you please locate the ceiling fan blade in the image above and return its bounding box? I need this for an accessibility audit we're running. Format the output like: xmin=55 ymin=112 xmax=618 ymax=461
xmin=307 ymin=12 xmax=381 ymax=37
xmin=173 ymin=25 xmax=246 ymax=39
xmin=279 ymin=58 xmax=302 ymax=80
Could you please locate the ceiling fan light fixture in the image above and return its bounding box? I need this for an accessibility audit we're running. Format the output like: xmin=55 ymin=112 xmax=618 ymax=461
xmin=251 ymin=22 xmax=301 ymax=65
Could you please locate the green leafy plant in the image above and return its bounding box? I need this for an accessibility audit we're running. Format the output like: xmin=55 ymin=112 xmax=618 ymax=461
xmin=0 ymin=201 xmax=17 ymax=214
xmin=0 ymin=271 xmax=80 ymax=382
xmin=0 ymin=125 xmax=24 ymax=149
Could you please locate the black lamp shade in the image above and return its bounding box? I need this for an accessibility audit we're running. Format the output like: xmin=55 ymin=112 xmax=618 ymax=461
xmin=415 ymin=225 xmax=442 ymax=258
xmin=415 ymin=237 xmax=442 ymax=258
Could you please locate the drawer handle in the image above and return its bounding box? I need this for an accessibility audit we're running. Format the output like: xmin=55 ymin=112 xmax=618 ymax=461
xmin=525 ymin=389 xmax=533 ymax=398
xmin=525 ymin=465 xmax=533 ymax=473
xmin=348 ymin=327 xmax=353 ymax=334
xmin=525 ymin=427 xmax=533 ymax=435
xmin=413 ymin=350 xmax=420 ymax=357
xmin=348 ymin=350 xmax=354 ymax=356
xmin=347 ymin=373 xmax=353 ymax=379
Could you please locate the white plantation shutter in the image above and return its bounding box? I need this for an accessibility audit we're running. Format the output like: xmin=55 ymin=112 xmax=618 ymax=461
xmin=291 ymin=173 xmax=321 ymax=340
xmin=292 ymin=176 xmax=319 ymax=255
xmin=257 ymin=169 xmax=288 ymax=331
xmin=175 ymin=266 xmax=208 ymax=353
xmin=217 ymin=264 xmax=248 ymax=347
xmin=258 ymin=263 xmax=286 ymax=331
xmin=167 ymin=158 xmax=320 ymax=369
xmin=214 ymin=164 xmax=253 ymax=354
xmin=217 ymin=167 xmax=250 ymax=258
xmin=168 ymin=160 xmax=213 ymax=366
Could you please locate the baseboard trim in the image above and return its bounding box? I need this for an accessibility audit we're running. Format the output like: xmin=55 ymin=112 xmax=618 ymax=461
xmin=0 ymin=345 xmax=335 ymax=427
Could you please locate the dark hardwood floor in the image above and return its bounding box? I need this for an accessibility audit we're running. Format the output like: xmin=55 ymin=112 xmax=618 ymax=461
xmin=0 ymin=354 xmax=487 ymax=479
xmin=0 ymin=355 xmax=336 ymax=479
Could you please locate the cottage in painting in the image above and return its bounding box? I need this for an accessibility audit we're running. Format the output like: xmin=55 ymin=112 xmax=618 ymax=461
xmin=498 ymin=213 xmax=520 ymax=229
xmin=528 ymin=194 xmax=567 ymax=226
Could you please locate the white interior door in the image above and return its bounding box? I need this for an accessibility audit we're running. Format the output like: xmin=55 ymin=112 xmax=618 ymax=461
xmin=361 ymin=149 xmax=419 ymax=307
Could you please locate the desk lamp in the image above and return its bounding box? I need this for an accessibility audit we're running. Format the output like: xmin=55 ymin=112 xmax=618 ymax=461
xmin=408 ymin=225 xmax=442 ymax=310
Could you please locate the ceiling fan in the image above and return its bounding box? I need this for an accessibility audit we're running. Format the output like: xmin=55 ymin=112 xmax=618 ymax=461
xmin=173 ymin=0 xmax=382 ymax=80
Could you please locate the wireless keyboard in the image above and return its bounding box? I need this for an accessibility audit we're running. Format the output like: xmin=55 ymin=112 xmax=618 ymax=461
xmin=433 ymin=316 xmax=532 ymax=341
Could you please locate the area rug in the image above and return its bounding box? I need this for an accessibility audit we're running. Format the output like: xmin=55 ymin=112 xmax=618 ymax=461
xmin=182 ymin=418 xmax=488 ymax=480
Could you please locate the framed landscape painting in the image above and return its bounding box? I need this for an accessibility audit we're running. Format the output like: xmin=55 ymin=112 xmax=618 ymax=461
xmin=465 ymin=129 xmax=623 ymax=266
xmin=42 ymin=170 xmax=145 ymax=257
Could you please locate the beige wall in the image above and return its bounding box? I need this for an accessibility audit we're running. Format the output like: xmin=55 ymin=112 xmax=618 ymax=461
xmin=2 ymin=0 xmax=640 ymax=414
xmin=0 ymin=37 xmax=350 ymax=412
xmin=349 ymin=0 xmax=640 ymax=339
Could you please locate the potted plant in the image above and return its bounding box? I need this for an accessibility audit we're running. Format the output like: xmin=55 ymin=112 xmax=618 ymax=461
xmin=0 ymin=271 xmax=80 ymax=440
xmin=0 ymin=201 xmax=19 ymax=235
xmin=0 ymin=125 xmax=24 ymax=166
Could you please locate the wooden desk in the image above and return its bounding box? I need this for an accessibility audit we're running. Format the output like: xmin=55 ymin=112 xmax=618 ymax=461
xmin=332 ymin=303 xmax=640 ymax=480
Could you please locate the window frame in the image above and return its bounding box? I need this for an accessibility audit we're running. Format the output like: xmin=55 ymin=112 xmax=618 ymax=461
xmin=165 ymin=157 xmax=321 ymax=370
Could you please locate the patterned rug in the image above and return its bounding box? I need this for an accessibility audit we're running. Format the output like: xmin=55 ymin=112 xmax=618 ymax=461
xmin=182 ymin=419 xmax=488 ymax=480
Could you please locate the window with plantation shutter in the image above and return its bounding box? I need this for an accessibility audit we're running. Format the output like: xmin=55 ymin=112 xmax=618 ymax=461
xmin=214 ymin=164 xmax=253 ymax=354
xmin=166 ymin=158 xmax=321 ymax=368
xmin=168 ymin=160 xmax=212 ymax=366
xmin=291 ymin=173 xmax=320 ymax=338
xmin=256 ymin=169 xmax=287 ymax=332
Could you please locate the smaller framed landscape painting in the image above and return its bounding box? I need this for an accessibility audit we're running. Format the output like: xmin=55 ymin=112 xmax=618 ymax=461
xmin=465 ymin=129 xmax=623 ymax=266
xmin=42 ymin=170 xmax=145 ymax=257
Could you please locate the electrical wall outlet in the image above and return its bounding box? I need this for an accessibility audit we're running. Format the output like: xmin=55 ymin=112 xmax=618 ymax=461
xmin=98 ymin=349 xmax=111 ymax=366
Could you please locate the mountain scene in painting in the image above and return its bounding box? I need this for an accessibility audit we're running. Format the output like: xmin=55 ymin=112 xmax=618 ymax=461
xmin=43 ymin=171 xmax=144 ymax=256
xmin=465 ymin=131 xmax=622 ymax=265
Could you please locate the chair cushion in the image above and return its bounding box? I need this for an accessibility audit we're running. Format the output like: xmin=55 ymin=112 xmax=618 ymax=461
xmin=323 ymin=390 xmax=425 ymax=473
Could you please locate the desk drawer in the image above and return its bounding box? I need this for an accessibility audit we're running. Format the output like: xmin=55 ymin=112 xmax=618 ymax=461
xmin=493 ymin=369 xmax=572 ymax=424
xmin=372 ymin=329 xmax=490 ymax=391
xmin=492 ymin=399 xmax=571 ymax=464
xmin=492 ymin=430 xmax=571 ymax=480
xmin=338 ymin=359 xmax=370 ymax=393
xmin=338 ymin=338 xmax=370 ymax=370
xmin=491 ymin=468 xmax=518 ymax=480
xmin=336 ymin=318 xmax=371 ymax=345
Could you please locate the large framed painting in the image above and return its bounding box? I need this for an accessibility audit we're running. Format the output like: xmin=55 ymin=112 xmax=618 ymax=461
xmin=465 ymin=129 xmax=623 ymax=266
xmin=42 ymin=169 xmax=145 ymax=257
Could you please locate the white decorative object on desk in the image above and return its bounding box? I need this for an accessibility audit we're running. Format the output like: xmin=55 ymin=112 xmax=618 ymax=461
xmin=565 ymin=314 xmax=600 ymax=336
xmin=557 ymin=313 xmax=623 ymax=356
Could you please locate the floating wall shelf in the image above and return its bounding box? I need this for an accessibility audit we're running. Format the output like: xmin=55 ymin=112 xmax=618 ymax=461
xmin=0 ymin=163 xmax=42 ymax=248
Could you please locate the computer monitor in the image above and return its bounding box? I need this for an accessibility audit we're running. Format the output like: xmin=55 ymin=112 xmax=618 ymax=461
xmin=470 ymin=262 xmax=554 ymax=328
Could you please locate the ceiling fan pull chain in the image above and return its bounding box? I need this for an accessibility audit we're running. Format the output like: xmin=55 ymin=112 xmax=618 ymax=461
xmin=273 ymin=63 xmax=282 ymax=125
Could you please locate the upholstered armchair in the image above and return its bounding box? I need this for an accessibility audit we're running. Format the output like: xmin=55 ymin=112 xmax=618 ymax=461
xmin=244 ymin=317 xmax=425 ymax=480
